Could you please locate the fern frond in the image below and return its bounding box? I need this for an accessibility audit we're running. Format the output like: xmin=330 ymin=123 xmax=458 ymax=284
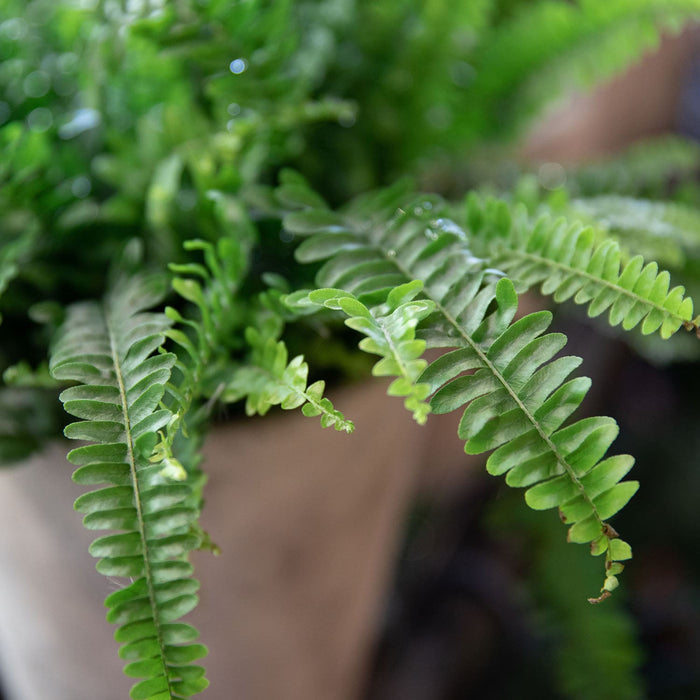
xmin=155 ymin=236 xmax=251 ymax=478
xmin=166 ymin=235 xmax=353 ymax=433
xmin=290 ymin=280 xmax=435 ymax=424
xmin=465 ymin=193 xmax=699 ymax=338
xmin=283 ymin=185 xmax=638 ymax=599
xmin=568 ymin=195 xmax=700 ymax=268
xmin=49 ymin=275 xmax=208 ymax=699
xmin=223 ymin=324 xmax=354 ymax=432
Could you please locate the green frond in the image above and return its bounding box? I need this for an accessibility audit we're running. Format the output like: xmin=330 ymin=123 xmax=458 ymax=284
xmin=292 ymin=280 xmax=435 ymax=424
xmin=419 ymin=277 xmax=637 ymax=600
xmin=157 ymin=236 xmax=251 ymax=474
xmin=465 ymin=193 xmax=699 ymax=339
xmin=282 ymin=182 xmax=639 ymax=599
xmin=166 ymin=234 xmax=352 ymax=433
xmin=568 ymin=195 xmax=700 ymax=268
xmin=223 ymin=325 xmax=354 ymax=432
xmin=49 ymin=276 xmax=208 ymax=700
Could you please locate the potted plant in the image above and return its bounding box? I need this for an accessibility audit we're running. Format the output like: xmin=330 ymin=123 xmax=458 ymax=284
xmin=2 ymin=1 xmax=700 ymax=698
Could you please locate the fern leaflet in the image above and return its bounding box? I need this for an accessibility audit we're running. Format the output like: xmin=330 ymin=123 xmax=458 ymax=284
xmin=49 ymin=276 xmax=208 ymax=699
xmin=568 ymin=195 xmax=700 ymax=268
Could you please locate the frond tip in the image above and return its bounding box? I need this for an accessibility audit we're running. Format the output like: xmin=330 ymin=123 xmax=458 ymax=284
xmin=223 ymin=326 xmax=355 ymax=432
xmin=290 ymin=280 xmax=435 ymax=424
xmin=50 ymin=276 xmax=208 ymax=699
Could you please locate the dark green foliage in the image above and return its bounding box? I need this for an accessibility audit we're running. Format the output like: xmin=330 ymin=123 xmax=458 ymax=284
xmin=458 ymin=0 xmax=700 ymax=146
xmin=566 ymin=136 xmax=700 ymax=198
xmin=488 ymin=492 xmax=644 ymax=700
xmin=3 ymin=0 xmax=700 ymax=696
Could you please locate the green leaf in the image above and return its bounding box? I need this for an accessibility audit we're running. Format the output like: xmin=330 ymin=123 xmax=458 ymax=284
xmin=226 ymin=326 xmax=354 ymax=432
xmin=609 ymin=539 xmax=633 ymax=561
xmin=285 ymin=209 xmax=348 ymax=235
xmin=476 ymin=196 xmax=698 ymax=338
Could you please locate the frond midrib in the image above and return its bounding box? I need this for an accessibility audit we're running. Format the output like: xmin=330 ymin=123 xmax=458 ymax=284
xmin=107 ymin=319 xmax=172 ymax=697
xmin=432 ymin=293 xmax=599 ymax=518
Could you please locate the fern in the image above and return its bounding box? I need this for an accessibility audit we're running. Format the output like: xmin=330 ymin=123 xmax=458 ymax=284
xmin=151 ymin=236 xmax=251 ymax=478
xmin=222 ymin=324 xmax=354 ymax=431
xmin=463 ymin=193 xmax=700 ymax=339
xmin=289 ymin=280 xmax=434 ymax=424
xmin=568 ymin=195 xmax=700 ymax=268
xmin=49 ymin=275 xmax=208 ymax=700
xmin=566 ymin=135 xmax=700 ymax=198
xmin=165 ymin=236 xmax=353 ymax=434
xmin=282 ymin=184 xmax=655 ymax=599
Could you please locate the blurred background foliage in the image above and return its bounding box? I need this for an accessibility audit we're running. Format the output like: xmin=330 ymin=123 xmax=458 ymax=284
xmin=2 ymin=0 xmax=700 ymax=698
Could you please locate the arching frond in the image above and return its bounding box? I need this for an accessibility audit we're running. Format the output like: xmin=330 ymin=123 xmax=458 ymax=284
xmin=156 ymin=236 xmax=251 ymax=478
xmin=568 ymin=195 xmax=700 ymax=268
xmin=49 ymin=276 xmax=208 ymax=700
xmin=464 ymin=193 xmax=699 ymax=338
xmin=167 ymin=237 xmax=353 ymax=434
xmin=283 ymin=185 xmax=640 ymax=600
